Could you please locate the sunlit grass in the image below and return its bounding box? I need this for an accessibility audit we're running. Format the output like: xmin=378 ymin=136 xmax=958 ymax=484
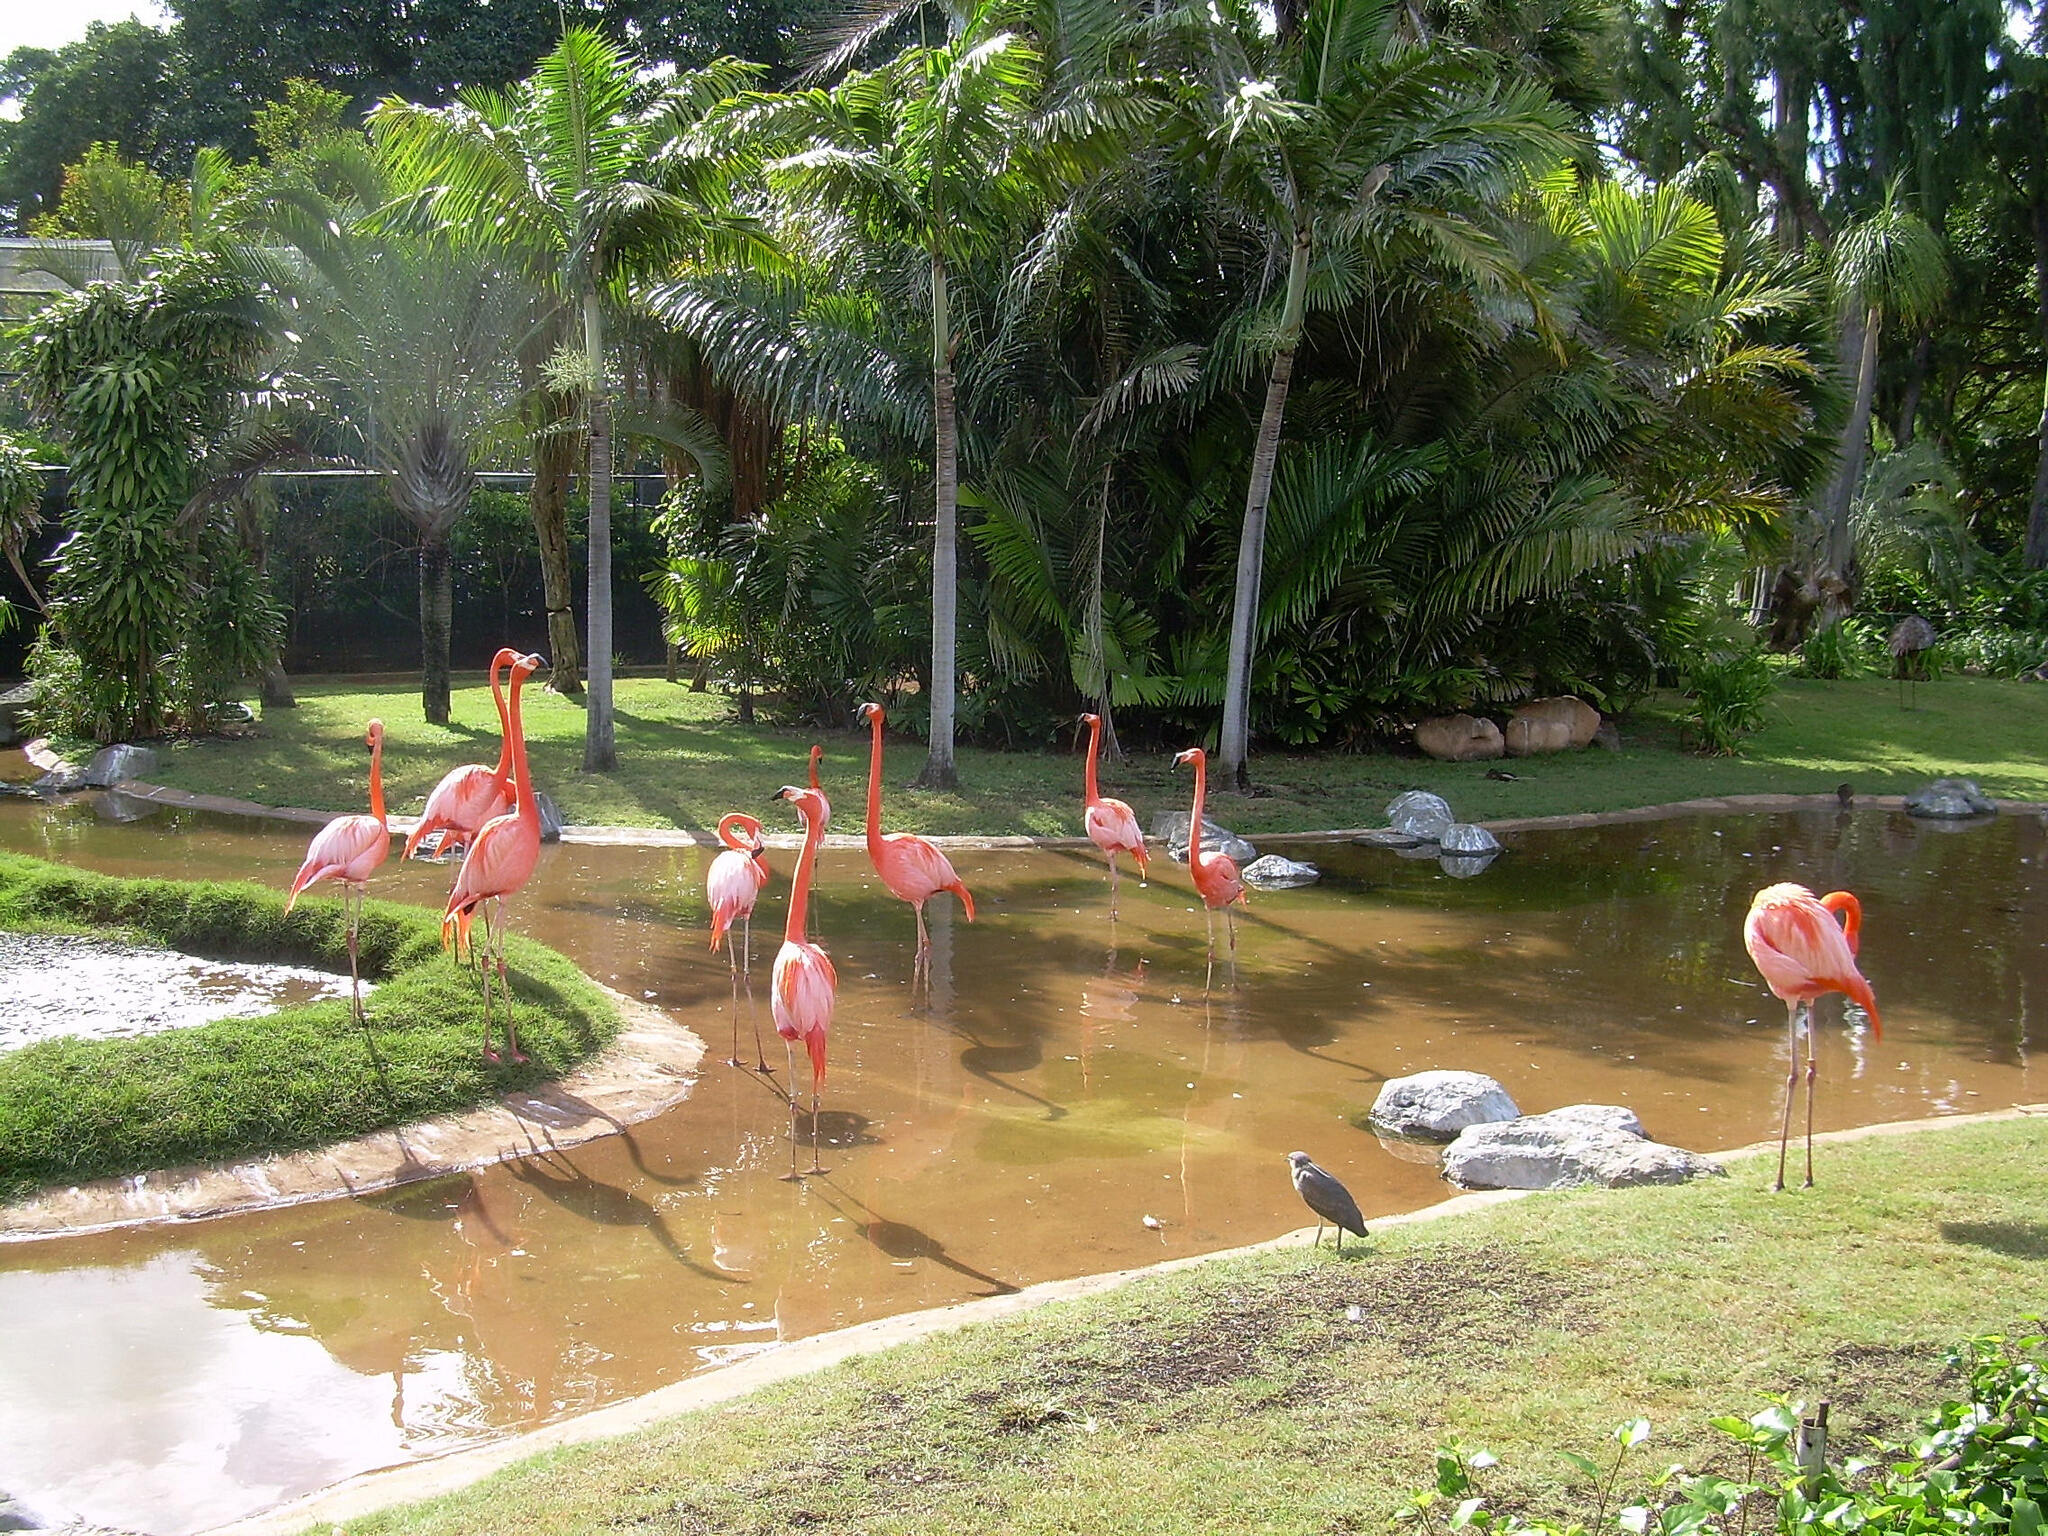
xmin=118 ymin=674 xmax=2048 ymax=836
xmin=332 ymin=1117 xmax=2043 ymax=1536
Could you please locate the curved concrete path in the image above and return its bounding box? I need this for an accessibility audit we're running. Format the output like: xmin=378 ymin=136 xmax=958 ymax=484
xmin=204 ymin=1103 xmax=2045 ymax=1536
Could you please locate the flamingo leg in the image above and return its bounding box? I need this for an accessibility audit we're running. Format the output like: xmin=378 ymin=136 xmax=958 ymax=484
xmin=914 ymin=902 xmax=930 ymax=969
xmin=807 ymin=1077 xmax=825 ymax=1177
xmin=497 ymin=897 xmax=525 ymax=1064
xmin=478 ymin=909 xmax=499 ymax=1064
xmin=1204 ymin=904 xmax=1216 ymax=961
xmin=1803 ymin=1004 xmax=1819 ymax=1188
xmin=1227 ymin=906 xmax=1237 ymax=955
xmin=780 ymin=1038 xmax=802 ymax=1182
xmin=726 ymin=941 xmax=742 ymax=1068
xmin=1107 ymin=851 xmax=1119 ymax=921
xmin=346 ymin=886 xmax=364 ymax=1022
xmin=1774 ymin=999 xmax=1801 ymax=1191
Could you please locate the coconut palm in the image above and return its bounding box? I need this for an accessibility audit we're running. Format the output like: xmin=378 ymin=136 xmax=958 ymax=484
xmin=1171 ymin=0 xmax=1576 ymax=787
xmin=370 ymin=29 xmax=772 ymax=770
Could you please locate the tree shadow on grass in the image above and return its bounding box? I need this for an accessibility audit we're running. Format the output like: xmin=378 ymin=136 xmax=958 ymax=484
xmin=1938 ymin=1220 xmax=2048 ymax=1260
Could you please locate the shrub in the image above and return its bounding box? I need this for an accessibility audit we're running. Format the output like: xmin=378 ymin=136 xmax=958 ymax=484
xmin=1794 ymin=619 xmax=1876 ymax=680
xmin=1679 ymin=647 xmax=1776 ymax=754
xmin=1934 ymin=626 xmax=2048 ymax=680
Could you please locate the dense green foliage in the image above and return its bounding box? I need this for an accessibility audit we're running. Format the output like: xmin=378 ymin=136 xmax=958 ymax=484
xmin=0 ymin=850 xmax=621 ymax=1201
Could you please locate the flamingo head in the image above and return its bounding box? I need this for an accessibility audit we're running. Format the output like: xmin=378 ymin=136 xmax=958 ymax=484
xmin=489 ymin=646 xmax=521 ymax=676
xmin=717 ymin=811 xmax=767 ymax=856
xmin=1079 ymin=712 xmax=1099 ymax=726
xmin=364 ymin=719 xmax=385 ymax=749
xmin=1173 ymin=747 xmax=1203 ymax=769
xmin=511 ymin=652 xmax=545 ymax=682
xmin=772 ymin=784 xmax=828 ymax=828
xmin=856 ymin=701 xmax=882 ymax=727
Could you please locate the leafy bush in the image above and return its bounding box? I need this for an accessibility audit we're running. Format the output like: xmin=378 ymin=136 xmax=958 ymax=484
xmin=1398 ymin=1328 xmax=2047 ymax=1536
xmin=1679 ymin=647 xmax=1777 ymax=754
xmin=1934 ymin=626 xmax=2048 ymax=680
xmin=1794 ymin=619 xmax=1876 ymax=680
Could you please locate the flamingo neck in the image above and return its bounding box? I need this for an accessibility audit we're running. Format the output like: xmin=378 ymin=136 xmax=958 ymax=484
xmin=1821 ymin=890 xmax=1863 ymax=954
xmin=865 ymin=713 xmax=885 ymax=852
xmin=786 ymin=800 xmax=822 ymax=943
xmin=809 ymin=747 xmax=822 ymax=792
xmin=507 ymin=669 xmax=535 ymax=825
xmin=488 ymin=654 xmax=512 ymax=783
xmin=368 ymin=734 xmax=386 ymax=825
xmin=716 ymin=813 xmax=750 ymax=852
xmin=1186 ymin=755 xmax=1205 ymax=863
xmin=1083 ymin=717 xmax=1102 ymax=804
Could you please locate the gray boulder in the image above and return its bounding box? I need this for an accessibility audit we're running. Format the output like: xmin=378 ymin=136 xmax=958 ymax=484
xmin=1355 ymin=827 xmax=1429 ymax=850
xmin=1439 ymin=851 xmax=1501 ymax=879
xmin=1903 ymin=777 xmax=1995 ymax=819
xmin=83 ymin=743 xmax=159 ymax=788
xmin=1385 ymin=790 xmax=1454 ymax=842
xmin=1155 ymin=811 xmax=1256 ymax=864
xmin=32 ymin=764 xmax=89 ymax=795
xmin=1370 ymin=1069 xmax=1520 ymax=1140
xmin=0 ymin=681 xmax=30 ymax=748
xmin=1442 ymin=1105 xmax=1723 ymax=1190
xmin=1439 ymin=822 xmax=1501 ymax=855
xmin=1239 ymin=854 xmax=1320 ymax=889
xmin=536 ymin=790 xmax=566 ymax=843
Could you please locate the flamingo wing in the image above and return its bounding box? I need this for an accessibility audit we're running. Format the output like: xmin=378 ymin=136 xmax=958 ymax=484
xmin=286 ymin=814 xmax=390 ymax=910
xmin=405 ymin=765 xmax=510 ymax=858
xmin=1193 ymin=849 xmax=1246 ymax=911
xmin=1745 ymin=884 xmax=1880 ymax=1030
xmin=876 ymin=834 xmax=964 ymax=906
xmin=1086 ymin=798 xmax=1147 ymax=866
xmin=706 ymin=847 xmax=765 ymax=951
xmin=772 ymin=940 xmax=838 ymax=1081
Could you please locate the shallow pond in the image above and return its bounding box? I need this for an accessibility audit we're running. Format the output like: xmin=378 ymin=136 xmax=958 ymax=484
xmin=0 ymin=788 xmax=2040 ymax=1533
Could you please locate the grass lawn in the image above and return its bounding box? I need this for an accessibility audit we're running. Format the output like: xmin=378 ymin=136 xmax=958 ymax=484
xmin=0 ymin=851 xmax=621 ymax=1201
xmin=106 ymin=673 xmax=2048 ymax=837
xmin=324 ymin=1116 xmax=2043 ymax=1536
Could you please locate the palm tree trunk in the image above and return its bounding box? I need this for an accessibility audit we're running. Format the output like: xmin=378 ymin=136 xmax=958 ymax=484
xmin=582 ymin=288 xmax=617 ymax=773
xmin=529 ymin=403 xmax=583 ymax=695
xmin=1219 ymin=229 xmax=1311 ymax=791
xmin=917 ymin=250 xmax=959 ymax=790
xmin=1819 ymin=305 xmax=1880 ymax=601
xmin=419 ymin=533 xmax=454 ymax=726
xmin=2026 ymin=198 xmax=2048 ymax=569
xmin=1894 ymin=330 xmax=1931 ymax=445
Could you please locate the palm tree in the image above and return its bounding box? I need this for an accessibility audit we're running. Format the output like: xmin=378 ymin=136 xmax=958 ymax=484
xmin=760 ymin=12 xmax=1042 ymax=788
xmin=1814 ymin=187 xmax=1948 ymax=607
xmin=1176 ymin=0 xmax=1575 ymax=788
xmin=371 ymin=30 xmax=770 ymax=771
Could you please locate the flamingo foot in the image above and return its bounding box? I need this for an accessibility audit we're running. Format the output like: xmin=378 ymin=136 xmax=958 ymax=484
xmin=755 ymin=1060 xmax=775 ymax=1075
xmin=482 ymin=1046 xmax=502 ymax=1064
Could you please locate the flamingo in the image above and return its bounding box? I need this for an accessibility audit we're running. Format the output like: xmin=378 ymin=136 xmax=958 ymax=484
xmin=707 ymin=811 xmax=772 ymax=1071
xmin=1744 ymin=882 xmax=1882 ymax=1191
xmin=808 ymin=743 xmax=830 ymax=827
xmin=441 ymin=652 xmax=545 ymax=1064
xmin=855 ymin=702 xmax=975 ymax=976
xmin=1172 ymin=747 xmax=1248 ymax=957
xmin=770 ymin=783 xmax=837 ymax=1178
xmin=402 ymin=647 xmax=518 ymax=861
xmin=1079 ymin=712 xmax=1147 ymax=917
xmin=285 ymin=719 xmax=392 ymax=1020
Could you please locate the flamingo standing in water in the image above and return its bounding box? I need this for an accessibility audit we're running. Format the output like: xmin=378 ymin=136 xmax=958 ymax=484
xmin=707 ymin=811 xmax=772 ymax=1070
xmin=1173 ymin=747 xmax=1247 ymax=957
xmin=442 ymin=652 xmax=545 ymax=1063
xmin=285 ymin=719 xmax=392 ymax=1020
xmin=1078 ymin=712 xmax=1147 ymax=917
xmin=1743 ymin=882 xmax=1881 ymax=1191
xmin=403 ymin=647 xmax=518 ymax=861
xmin=770 ymin=784 xmax=836 ymax=1178
xmin=856 ymin=702 xmax=975 ymax=976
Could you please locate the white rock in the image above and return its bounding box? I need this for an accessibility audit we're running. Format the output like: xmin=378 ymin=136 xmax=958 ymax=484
xmin=1442 ymin=1106 xmax=1722 ymax=1190
xmin=83 ymin=743 xmax=159 ymax=788
xmin=1370 ymin=1070 xmax=1520 ymax=1140
xmin=1156 ymin=812 xmax=1256 ymax=865
xmin=1438 ymin=851 xmax=1500 ymax=879
xmin=1439 ymin=823 xmax=1501 ymax=854
xmin=1385 ymin=790 xmax=1454 ymax=842
xmin=1903 ymin=777 xmax=1995 ymax=819
xmin=1239 ymin=854 xmax=1319 ymax=889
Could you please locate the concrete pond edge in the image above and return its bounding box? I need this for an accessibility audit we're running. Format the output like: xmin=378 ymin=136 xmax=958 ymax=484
xmin=73 ymin=777 xmax=2048 ymax=851
xmin=0 ymin=989 xmax=705 ymax=1243
xmin=205 ymin=1103 xmax=2046 ymax=1536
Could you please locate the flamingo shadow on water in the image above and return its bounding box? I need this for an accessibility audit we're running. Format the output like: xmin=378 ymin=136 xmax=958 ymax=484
xmin=508 ymin=1148 xmax=734 ymax=1286
xmin=809 ymin=1186 xmax=1019 ymax=1298
xmin=953 ymin=1027 xmax=1068 ymax=1121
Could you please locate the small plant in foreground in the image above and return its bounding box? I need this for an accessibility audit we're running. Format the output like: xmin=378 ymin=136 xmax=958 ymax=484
xmin=1396 ymin=1327 xmax=2046 ymax=1536
xmin=1679 ymin=649 xmax=1777 ymax=755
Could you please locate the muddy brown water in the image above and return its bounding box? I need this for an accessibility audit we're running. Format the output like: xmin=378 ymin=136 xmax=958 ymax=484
xmin=0 ymin=788 xmax=2040 ymax=1533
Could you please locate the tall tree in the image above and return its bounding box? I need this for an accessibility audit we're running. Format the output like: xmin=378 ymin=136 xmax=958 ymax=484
xmin=372 ymin=29 xmax=768 ymax=770
xmin=1183 ymin=0 xmax=1574 ymax=788
xmin=0 ymin=22 xmax=183 ymax=230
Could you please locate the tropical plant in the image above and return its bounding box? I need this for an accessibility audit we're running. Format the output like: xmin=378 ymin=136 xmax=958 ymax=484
xmin=371 ymin=28 xmax=771 ymax=770
xmin=1679 ymin=646 xmax=1776 ymax=754
xmin=0 ymin=431 xmax=44 ymax=610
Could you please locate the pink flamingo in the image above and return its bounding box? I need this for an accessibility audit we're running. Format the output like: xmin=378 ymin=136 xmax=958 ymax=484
xmin=442 ymin=652 xmax=545 ymax=1063
xmin=1743 ymin=882 xmax=1882 ymax=1190
xmin=856 ymin=702 xmax=975 ymax=975
xmin=808 ymin=743 xmax=830 ymax=827
xmin=1173 ymin=747 xmax=1247 ymax=957
xmin=770 ymin=783 xmax=837 ymax=1178
xmin=402 ymin=647 xmax=518 ymax=861
xmin=707 ymin=810 xmax=772 ymax=1070
xmin=285 ymin=719 xmax=392 ymax=1020
xmin=1079 ymin=712 xmax=1147 ymax=917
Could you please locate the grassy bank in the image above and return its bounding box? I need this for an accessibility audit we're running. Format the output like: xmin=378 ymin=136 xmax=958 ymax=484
xmin=96 ymin=674 xmax=2048 ymax=837
xmin=321 ymin=1116 xmax=2042 ymax=1536
xmin=0 ymin=852 xmax=621 ymax=1201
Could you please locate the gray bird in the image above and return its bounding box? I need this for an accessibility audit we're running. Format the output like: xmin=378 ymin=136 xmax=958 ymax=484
xmin=1287 ymin=1151 xmax=1368 ymax=1252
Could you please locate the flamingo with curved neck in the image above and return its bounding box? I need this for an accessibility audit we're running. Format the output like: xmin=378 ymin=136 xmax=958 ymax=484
xmin=707 ymin=811 xmax=773 ymax=1070
xmin=856 ymin=702 xmax=974 ymax=977
xmin=1079 ymin=713 xmax=1147 ymax=916
xmin=771 ymin=784 xmax=836 ymax=1177
xmin=404 ymin=648 xmax=518 ymax=860
xmin=286 ymin=719 xmax=392 ymax=1019
xmin=442 ymin=653 xmax=545 ymax=1063
xmin=1173 ymin=747 xmax=1247 ymax=957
